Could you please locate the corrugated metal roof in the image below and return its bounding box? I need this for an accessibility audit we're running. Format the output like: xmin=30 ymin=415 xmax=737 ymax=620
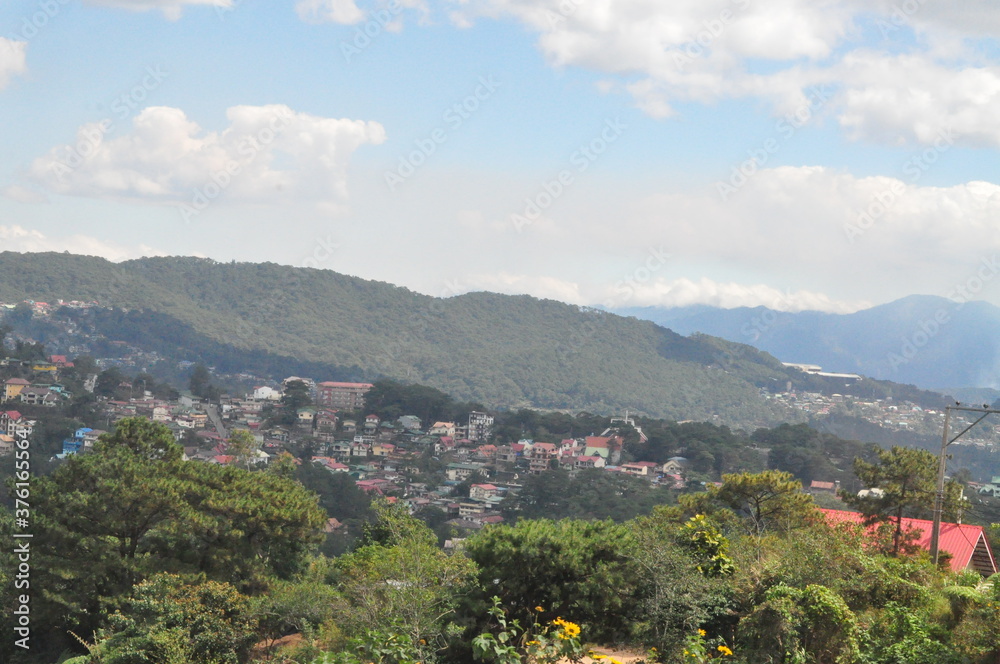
xmin=820 ymin=508 xmax=996 ymax=575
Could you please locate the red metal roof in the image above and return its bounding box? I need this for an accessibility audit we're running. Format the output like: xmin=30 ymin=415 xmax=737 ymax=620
xmin=820 ymin=508 xmax=997 ymax=575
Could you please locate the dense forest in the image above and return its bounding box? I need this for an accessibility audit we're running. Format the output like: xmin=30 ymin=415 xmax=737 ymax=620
xmin=0 ymin=252 xmax=948 ymax=426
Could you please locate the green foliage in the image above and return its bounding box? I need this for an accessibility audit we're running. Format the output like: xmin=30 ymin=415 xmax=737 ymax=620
xmin=32 ymin=417 xmax=326 ymax=650
xmin=857 ymin=602 xmax=961 ymax=664
xmin=679 ymin=630 xmax=734 ymax=662
xmin=333 ymin=501 xmax=476 ymax=648
xmin=464 ymin=518 xmax=640 ymax=642
xmin=90 ymin=573 xmax=258 ymax=664
xmin=254 ymin=557 xmax=341 ymax=645
xmin=225 ymin=429 xmax=261 ymax=470
xmin=708 ymin=470 xmax=819 ymax=537
xmin=949 ymin=577 xmax=1000 ymax=662
xmin=94 ymin=417 xmax=184 ymax=462
xmin=627 ymin=513 xmax=732 ymax=654
xmin=682 ymin=515 xmax=735 ymax=578
xmin=840 ymin=446 xmax=963 ymax=555
xmin=737 ymin=584 xmax=858 ymax=664
xmin=472 ymin=597 xmax=588 ymax=664
xmin=311 ymin=630 xmax=432 ymax=664
xmin=502 ymin=468 xmax=676 ymax=523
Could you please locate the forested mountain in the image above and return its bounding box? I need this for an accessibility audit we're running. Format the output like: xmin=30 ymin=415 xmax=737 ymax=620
xmin=616 ymin=295 xmax=1000 ymax=391
xmin=0 ymin=252 xmax=946 ymax=424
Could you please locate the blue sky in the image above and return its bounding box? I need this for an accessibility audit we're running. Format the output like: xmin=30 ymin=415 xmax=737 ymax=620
xmin=2 ymin=0 xmax=1000 ymax=313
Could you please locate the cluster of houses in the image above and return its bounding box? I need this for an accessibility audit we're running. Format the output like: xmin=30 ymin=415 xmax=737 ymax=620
xmin=0 ymin=356 xmax=79 ymax=409
xmin=6 ymin=374 xmax=695 ymax=533
xmin=769 ymin=387 xmax=1000 ymax=448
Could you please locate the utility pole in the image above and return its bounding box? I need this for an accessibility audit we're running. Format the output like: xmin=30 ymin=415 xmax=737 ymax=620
xmin=931 ymin=404 xmax=1000 ymax=563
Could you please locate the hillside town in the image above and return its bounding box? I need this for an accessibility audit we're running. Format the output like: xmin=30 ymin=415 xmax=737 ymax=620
xmin=0 ymin=361 xmax=694 ymax=535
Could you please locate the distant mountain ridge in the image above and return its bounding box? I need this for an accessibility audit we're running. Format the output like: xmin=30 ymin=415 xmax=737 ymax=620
xmin=614 ymin=294 xmax=1000 ymax=391
xmin=0 ymin=252 xmax=947 ymax=425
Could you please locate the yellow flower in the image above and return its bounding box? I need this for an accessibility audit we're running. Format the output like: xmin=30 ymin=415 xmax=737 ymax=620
xmin=535 ymin=606 xmax=544 ymax=612
xmin=591 ymin=654 xmax=606 ymax=660
xmin=717 ymin=645 xmax=733 ymax=656
xmin=527 ymin=640 xmax=540 ymax=646
xmin=561 ymin=620 xmax=581 ymax=638
xmin=698 ymin=629 xmax=707 ymax=637
xmin=610 ymin=658 xmax=623 ymax=664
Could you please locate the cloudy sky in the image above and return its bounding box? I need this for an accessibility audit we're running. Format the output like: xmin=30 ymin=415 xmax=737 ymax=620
xmin=2 ymin=0 xmax=999 ymax=313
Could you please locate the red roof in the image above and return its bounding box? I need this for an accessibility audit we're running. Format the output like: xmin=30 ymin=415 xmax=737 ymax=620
xmin=820 ymin=509 xmax=997 ymax=575
xmin=2 ymin=411 xmax=23 ymax=420
xmin=584 ymin=436 xmax=611 ymax=448
xmin=318 ymin=381 xmax=374 ymax=388
xmin=4 ymin=378 xmax=29 ymax=385
xmin=811 ymin=481 xmax=836 ymax=490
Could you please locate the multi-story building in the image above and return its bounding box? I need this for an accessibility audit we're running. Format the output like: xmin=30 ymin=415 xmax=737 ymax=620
xmin=467 ymin=411 xmax=494 ymax=442
xmin=316 ymin=381 xmax=373 ymax=411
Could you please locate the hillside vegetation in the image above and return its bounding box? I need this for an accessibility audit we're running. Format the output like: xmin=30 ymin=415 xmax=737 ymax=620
xmin=0 ymin=252 xmax=945 ymax=424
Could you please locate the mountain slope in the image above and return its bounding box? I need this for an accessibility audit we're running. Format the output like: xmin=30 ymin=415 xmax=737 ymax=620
xmin=616 ymin=295 xmax=1000 ymax=390
xmin=0 ymin=252 xmax=945 ymax=423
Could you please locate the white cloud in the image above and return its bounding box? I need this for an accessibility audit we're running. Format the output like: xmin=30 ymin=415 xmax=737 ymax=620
xmin=0 ymin=225 xmax=166 ymax=261
xmin=295 ymin=0 xmax=429 ymax=26
xmin=0 ymin=185 xmax=48 ymax=204
xmin=445 ymin=270 xmax=867 ymax=313
xmin=0 ymin=39 xmax=27 ymax=90
xmin=609 ymin=277 xmax=870 ymax=313
xmin=27 ymin=104 xmax=386 ymax=210
xmin=837 ymin=52 xmax=1000 ymax=147
xmin=296 ymin=0 xmax=365 ymax=25
xmin=449 ymin=0 xmax=1000 ymax=147
xmin=601 ymin=166 xmax=1000 ymax=304
xmin=82 ymin=0 xmax=231 ymax=20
